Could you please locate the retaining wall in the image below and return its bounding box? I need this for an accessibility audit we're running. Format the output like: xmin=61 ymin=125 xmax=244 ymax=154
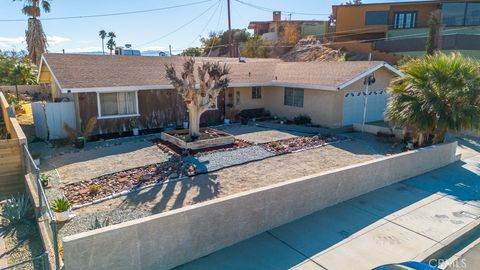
xmin=0 ymin=92 xmax=27 ymax=196
xmin=63 ymin=141 xmax=458 ymax=270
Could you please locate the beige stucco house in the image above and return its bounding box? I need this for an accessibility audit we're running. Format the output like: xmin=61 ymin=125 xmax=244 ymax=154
xmin=37 ymin=54 xmax=401 ymax=136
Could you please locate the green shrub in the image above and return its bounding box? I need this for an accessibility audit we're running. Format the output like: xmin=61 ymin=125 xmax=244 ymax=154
xmin=89 ymin=216 xmax=110 ymax=230
xmin=31 ymin=151 xmax=41 ymax=160
xmin=293 ymin=114 xmax=312 ymax=125
xmin=40 ymin=174 xmax=51 ymax=185
xmin=51 ymin=197 xmax=70 ymax=213
xmin=0 ymin=193 xmax=33 ymax=225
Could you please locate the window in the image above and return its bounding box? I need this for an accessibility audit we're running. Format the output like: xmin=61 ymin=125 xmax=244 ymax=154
xmin=236 ymin=91 xmax=240 ymax=105
xmin=252 ymin=87 xmax=262 ymax=99
xmin=365 ymin=11 xmax=389 ymax=25
xmin=284 ymin=88 xmax=304 ymax=107
xmin=442 ymin=3 xmax=467 ymax=26
xmin=393 ymin=12 xmax=417 ymax=29
xmin=98 ymin=91 xmax=138 ymax=118
xmin=466 ymin=3 xmax=480 ymax=26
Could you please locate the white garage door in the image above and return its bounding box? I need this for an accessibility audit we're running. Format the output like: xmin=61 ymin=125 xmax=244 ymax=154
xmin=343 ymin=90 xmax=389 ymax=126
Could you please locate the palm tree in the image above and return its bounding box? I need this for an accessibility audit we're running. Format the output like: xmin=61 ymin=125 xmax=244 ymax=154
xmin=99 ymin=30 xmax=107 ymax=55
xmin=106 ymin=32 xmax=116 ymax=55
xmin=386 ymin=53 xmax=480 ymax=146
xmin=14 ymin=0 xmax=51 ymax=65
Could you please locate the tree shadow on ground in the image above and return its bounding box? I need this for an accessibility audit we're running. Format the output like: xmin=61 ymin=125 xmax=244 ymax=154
xmin=118 ymin=172 xmax=220 ymax=215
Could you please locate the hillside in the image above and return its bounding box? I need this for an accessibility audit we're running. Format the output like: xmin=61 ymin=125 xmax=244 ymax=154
xmin=281 ymin=36 xmax=369 ymax=62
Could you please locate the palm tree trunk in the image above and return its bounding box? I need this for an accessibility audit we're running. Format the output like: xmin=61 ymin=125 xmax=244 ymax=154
xmin=433 ymin=127 xmax=447 ymax=144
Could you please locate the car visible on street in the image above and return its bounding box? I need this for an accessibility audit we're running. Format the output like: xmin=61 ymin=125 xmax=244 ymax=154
xmin=373 ymin=261 xmax=440 ymax=270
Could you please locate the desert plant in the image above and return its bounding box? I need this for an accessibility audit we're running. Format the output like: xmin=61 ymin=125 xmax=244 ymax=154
xmin=165 ymin=59 xmax=230 ymax=138
xmin=88 ymin=184 xmax=102 ymax=195
xmin=31 ymin=151 xmax=41 ymax=160
xmin=89 ymin=216 xmax=110 ymax=230
xmin=129 ymin=118 xmax=138 ymax=129
xmin=64 ymin=116 xmax=97 ymax=141
xmin=51 ymin=197 xmax=70 ymax=213
xmin=242 ymin=35 xmax=271 ymax=58
xmin=39 ymin=173 xmax=50 ymax=186
xmin=386 ymin=53 xmax=480 ymax=146
xmin=293 ymin=114 xmax=312 ymax=125
xmin=0 ymin=193 xmax=33 ymax=225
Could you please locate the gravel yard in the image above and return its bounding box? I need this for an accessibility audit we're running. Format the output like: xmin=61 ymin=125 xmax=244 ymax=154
xmin=0 ymin=203 xmax=45 ymax=270
xmin=217 ymin=124 xmax=305 ymax=144
xmin=46 ymin=139 xmax=170 ymax=184
xmin=58 ymin=139 xmax=388 ymax=239
xmin=35 ymin=124 xmax=402 ymax=240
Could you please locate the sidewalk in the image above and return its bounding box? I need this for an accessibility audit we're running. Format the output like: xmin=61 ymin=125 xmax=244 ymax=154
xmin=176 ymin=153 xmax=480 ymax=270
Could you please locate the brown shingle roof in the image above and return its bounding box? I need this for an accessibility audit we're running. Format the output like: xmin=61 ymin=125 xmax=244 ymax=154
xmin=40 ymin=53 xmax=394 ymax=92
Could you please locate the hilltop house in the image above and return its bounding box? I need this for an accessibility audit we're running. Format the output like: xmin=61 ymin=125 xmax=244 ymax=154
xmin=330 ymin=0 xmax=480 ymax=59
xmin=37 ymin=54 xmax=401 ymax=136
xmin=248 ymin=11 xmax=328 ymax=42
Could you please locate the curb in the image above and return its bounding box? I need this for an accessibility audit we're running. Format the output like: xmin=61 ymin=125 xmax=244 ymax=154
xmin=416 ymin=217 xmax=480 ymax=267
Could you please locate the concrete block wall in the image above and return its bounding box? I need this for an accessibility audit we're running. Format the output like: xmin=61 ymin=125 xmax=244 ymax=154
xmin=63 ymin=141 xmax=458 ymax=270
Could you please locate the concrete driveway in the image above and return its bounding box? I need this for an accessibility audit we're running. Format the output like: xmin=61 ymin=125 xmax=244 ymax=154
xmin=175 ymin=153 xmax=480 ymax=270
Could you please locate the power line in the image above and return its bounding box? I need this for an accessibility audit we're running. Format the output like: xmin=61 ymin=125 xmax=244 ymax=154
xmin=0 ymin=0 xmax=214 ymax=22
xmin=234 ymin=0 xmax=330 ymax=17
xmin=186 ymin=0 xmax=223 ymax=48
xmin=169 ymin=25 xmax=474 ymax=52
xmin=207 ymin=0 xmax=225 ymax=56
xmin=137 ymin=1 xmax=220 ymax=47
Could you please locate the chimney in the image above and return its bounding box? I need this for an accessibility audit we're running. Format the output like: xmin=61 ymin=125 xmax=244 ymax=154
xmin=273 ymin=11 xmax=281 ymax=22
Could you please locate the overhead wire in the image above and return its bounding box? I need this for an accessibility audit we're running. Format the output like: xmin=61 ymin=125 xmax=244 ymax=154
xmin=136 ymin=0 xmax=220 ymax=48
xmin=0 ymin=0 xmax=214 ymax=22
xmin=185 ymin=0 xmax=223 ymax=48
xmin=234 ymin=0 xmax=330 ymax=17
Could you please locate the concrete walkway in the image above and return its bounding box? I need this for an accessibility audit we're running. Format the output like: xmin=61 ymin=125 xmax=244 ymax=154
xmin=176 ymin=154 xmax=480 ymax=270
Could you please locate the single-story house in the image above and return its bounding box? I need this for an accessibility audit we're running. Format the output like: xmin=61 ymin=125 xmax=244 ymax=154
xmin=37 ymin=53 xmax=402 ymax=136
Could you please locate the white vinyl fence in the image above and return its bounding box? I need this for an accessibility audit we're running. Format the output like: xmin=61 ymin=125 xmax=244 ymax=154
xmin=32 ymin=102 xmax=76 ymax=140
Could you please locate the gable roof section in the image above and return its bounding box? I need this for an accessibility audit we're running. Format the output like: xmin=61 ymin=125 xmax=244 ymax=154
xmin=38 ymin=53 xmax=401 ymax=93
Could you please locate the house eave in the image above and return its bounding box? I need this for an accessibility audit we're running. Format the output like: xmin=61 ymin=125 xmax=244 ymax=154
xmin=65 ymin=82 xmax=339 ymax=93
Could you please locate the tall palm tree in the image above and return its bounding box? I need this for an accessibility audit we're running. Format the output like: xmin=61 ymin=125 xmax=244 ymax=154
xmin=14 ymin=0 xmax=51 ymax=65
xmin=386 ymin=53 xmax=480 ymax=146
xmin=106 ymin=32 xmax=116 ymax=55
xmin=99 ymin=30 xmax=107 ymax=55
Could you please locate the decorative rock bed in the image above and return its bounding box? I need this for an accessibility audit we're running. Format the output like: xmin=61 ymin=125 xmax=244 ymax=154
xmin=260 ymin=135 xmax=345 ymax=154
xmin=63 ymin=156 xmax=197 ymax=206
xmin=63 ymin=134 xmax=345 ymax=207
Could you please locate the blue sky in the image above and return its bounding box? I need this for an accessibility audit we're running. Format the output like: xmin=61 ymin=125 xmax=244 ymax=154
xmin=0 ymin=0 xmax=419 ymax=53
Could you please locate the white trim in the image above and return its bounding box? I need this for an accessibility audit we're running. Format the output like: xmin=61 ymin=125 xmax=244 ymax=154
xmin=337 ymin=62 xmax=403 ymax=90
xmin=37 ymin=55 xmax=64 ymax=91
xmin=63 ymin=82 xmax=339 ymax=93
xmin=96 ymin=91 xmax=140 ymax=119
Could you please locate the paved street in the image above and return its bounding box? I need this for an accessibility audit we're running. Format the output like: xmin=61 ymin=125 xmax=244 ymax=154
xmin=176 ymin=152 xmax=480 ymax=270
xmin=445 ymin=242 xmax=480 ymax=270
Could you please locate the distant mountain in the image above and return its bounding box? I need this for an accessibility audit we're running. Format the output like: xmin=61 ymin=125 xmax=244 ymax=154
xmin=78 ymin=51 xmax=104 ymax=55
xmin=78 ymin=50 xmax=169 ymax=56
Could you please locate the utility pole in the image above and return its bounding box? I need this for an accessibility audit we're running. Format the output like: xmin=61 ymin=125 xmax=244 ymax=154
xmin=169 ymin=45 xmax=172 ymax=56
xmin=227 ymin=0 xmax=233 ymax=57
